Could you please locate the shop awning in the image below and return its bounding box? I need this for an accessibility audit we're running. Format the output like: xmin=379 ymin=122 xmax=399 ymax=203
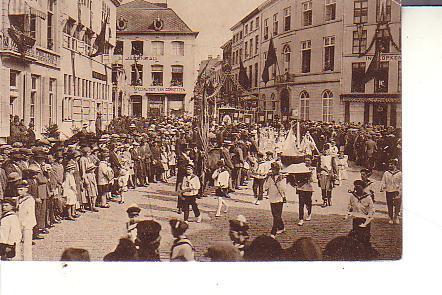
xmin=340 ymin=93 xmax=401 ymax=103
xmin=9 ymin=0 xmax=46 ymax=19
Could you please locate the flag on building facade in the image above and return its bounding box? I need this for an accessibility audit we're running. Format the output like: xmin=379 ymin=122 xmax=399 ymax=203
xmin=239 ymin=58 xmax=250 ymax=90
xmin=90 ymin=15 xmax=108 ymax=57
xmin=262 ymin=37 xmax=277 ymax=84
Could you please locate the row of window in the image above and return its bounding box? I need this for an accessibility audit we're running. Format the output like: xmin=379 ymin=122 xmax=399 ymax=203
xmin=232 ymin=36 xmax=336 ymax=80
xmin=260 ymin=89 xmax=334 ymax=122
xmin=233 ymin=0 xmax=392 ymax=46
xmin=62 ymin=98 xmax=109 ymax=122
xmin=63 ymin=74 xmax=110 ymax=102
xmin=9 ymin=73 xmax=56 ymax=126
xmin=125 ymin=64 xmax=184 ymax=87
xmin=115 ymin=40 xmax=185 ymax=56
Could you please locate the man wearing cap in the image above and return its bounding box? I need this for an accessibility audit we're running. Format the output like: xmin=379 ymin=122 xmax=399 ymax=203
xmin=48 ymin=154 xmax=64 ymax=223
xmin=126 ymin=204 xmax=141 ymax=242
xmin=0 ymin=198 xmax=21 ymax=260
xmin=97 ymin=149 xmax=113 ymax=208
xmin=30 ymin=150 xmax=52 ymax=231
xmin=380 ymin=159 xmax=402 ymax=224
xmin=16 ymin=180 xmax=36 ymax=260
xmin=180 ymin=164 xmax=202 ymax=223
xmin=251 ymin=152 xmax=267 ymax=205
xmin=130 ymin=142 xmax=145 ymax=187
xmin=138 ymin=140 xmax=152 ymax=185
xmin=3 ymin=149 xmax=24 ymax=179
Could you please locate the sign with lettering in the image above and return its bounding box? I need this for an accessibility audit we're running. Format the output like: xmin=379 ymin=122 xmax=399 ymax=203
xmin=125 ymin=56 xmax=158 ymax=61
xmin=365 ymin=54 xmax=401 ymax=61
xmin=35 ymin=48 xmax=59 ymax=67
xmin=130 ymin=86 xmax=186 ymax=94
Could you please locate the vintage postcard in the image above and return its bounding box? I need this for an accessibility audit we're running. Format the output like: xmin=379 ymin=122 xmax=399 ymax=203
xmin=0 ymin=0 xmax=401 ymax=262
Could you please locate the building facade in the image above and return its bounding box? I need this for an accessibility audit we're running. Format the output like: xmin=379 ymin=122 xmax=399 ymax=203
xmin=341 ymin=0 xmax=401 ymax=127
xmin=112 ymin=0 xmax=198 ymax=118
xmin=228 ymin=0 xmax=401 ymax=127
xmin=0 ymin=0 xmax=120 ymax=139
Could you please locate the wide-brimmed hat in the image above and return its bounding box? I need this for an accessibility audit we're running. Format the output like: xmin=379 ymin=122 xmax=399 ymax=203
xmin=7 ymin=172 xmax=21 ymax=182
xmin=27 ymin=164 xmax=42 ymax=174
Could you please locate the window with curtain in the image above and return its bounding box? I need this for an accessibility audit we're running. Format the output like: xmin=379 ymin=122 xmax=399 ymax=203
xmin=172 ymin=41 xmax=185 ymax=56
xmin=151 ymin=41 xmax=164 ymax=56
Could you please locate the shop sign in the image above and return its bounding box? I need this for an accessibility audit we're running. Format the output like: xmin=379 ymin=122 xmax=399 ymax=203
xmin=131 ymin=86 xmax=186 ymax=94
xmin=126 ymin=56 xmax=158 ymax=61
xmin=366 ymin=54 xmax=401 ymax=62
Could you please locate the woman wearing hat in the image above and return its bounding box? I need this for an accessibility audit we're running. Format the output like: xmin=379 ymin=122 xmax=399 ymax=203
xmin=62 ymin=163 xmax=77 ymax=221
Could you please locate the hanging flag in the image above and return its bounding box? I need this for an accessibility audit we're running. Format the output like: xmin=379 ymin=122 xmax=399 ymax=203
xmin=90 ymin=15 xmax=108 ymax=57
xmin=262 ymin=37 xmax=277 ymax=84
xmin=378 ymin=0 xmax=388 ymax=23
xmin=133 ymin=59 xmax=140 ymax=85
xmin=239 ymin=58 xmax=250 ymax=90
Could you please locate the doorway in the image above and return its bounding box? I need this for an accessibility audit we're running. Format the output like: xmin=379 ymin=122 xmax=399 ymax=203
xmin=372 ymin=103 xmax=388 ymax=126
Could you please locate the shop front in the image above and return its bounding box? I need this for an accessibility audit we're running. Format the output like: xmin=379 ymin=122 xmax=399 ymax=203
xmin=341 ymin=94 xmax=401 ymax=127
xmin=127 ymin=86 xmax=186 ymax=118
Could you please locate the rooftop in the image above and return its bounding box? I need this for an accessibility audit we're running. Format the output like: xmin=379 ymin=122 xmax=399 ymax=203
xmin=117 ymin=0 xmax=198 ymax=35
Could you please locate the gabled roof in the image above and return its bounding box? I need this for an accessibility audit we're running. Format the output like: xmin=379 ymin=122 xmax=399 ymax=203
xmin=117 ymin=0 xmax=198 ymax=35
xmin=119 ymin=0 xmax=163 ymax=9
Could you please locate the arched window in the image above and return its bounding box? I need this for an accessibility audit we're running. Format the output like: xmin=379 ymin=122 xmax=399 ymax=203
xmin=300 ymin=91 xmax=310 ymax=120
xmin=322 ymin=90 xmax=333 ymax=122
xmin=283 ymin=45 xmax=291 ymax=73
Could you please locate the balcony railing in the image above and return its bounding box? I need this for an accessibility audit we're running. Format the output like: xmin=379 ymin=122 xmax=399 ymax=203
xmin=275 ymin=73 xmax=296 ymax=83
xmin=0 ymin=28 xmax=37 ymax=60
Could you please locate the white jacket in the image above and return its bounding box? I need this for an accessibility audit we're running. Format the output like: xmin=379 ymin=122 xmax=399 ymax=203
xmin=17 ymin=195 xmax=37 ymax=230
xmin=0 ymin=212 xmax=22 ymax=246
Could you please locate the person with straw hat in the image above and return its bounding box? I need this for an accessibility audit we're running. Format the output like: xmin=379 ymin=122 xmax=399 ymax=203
xmin=62 ymin=162 xmax=77 ymax=221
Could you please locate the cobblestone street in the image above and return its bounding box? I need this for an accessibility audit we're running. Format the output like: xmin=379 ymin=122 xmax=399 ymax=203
xmin=34 ymin=164 xmax=402 ymax=261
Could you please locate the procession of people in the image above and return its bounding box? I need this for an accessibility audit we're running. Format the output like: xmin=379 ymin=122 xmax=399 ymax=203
xmin=0 ymin=115 xmax=401 ymax=261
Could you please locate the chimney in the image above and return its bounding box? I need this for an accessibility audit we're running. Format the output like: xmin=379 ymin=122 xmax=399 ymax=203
xmin=152 ymin=0 xmax=168 ymax=8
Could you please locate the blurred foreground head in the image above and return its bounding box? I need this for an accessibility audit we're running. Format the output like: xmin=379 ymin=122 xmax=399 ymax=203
xmin=61 ymin=248 xmax=90 ymax=261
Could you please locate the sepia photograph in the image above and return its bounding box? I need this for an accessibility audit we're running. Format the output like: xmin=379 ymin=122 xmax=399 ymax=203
xmin=0 ymin=0 xmax=402 ymax=262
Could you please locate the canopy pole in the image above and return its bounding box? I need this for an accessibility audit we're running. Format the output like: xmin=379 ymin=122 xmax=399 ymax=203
xmin=296 ymin=121 xmax=300 ymax=149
